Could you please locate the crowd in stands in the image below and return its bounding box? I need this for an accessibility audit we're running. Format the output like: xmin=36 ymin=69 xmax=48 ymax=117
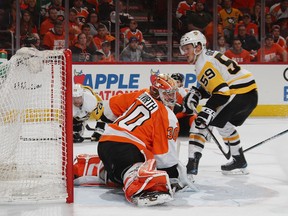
xmin=0 ymin=0 xmax=288 ymax=63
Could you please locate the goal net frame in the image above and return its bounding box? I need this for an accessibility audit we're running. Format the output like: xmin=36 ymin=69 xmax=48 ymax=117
xmin=0 ymin=47 xmax=73 ymax=203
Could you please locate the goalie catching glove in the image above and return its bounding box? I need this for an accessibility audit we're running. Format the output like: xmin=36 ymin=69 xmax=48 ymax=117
xmin=195 ymin=107 xmax=215 ymax=129
xmin=91 ymin=121 xmax=106 ymax=141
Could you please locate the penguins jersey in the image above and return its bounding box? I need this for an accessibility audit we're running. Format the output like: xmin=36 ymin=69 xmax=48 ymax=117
xmin=73 ymin=86 xmax=104 ymax=122
xmin=195 ymin=49 xmax=257 ymax=109
xmin=99 ymin=89 xmax=179 ymax=169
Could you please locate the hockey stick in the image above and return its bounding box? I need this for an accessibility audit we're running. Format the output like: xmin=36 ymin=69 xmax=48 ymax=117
xmin=193 ymin=109 xmax=231 ymax=159
xmin=243 ymin=129 xmax=288 ymax=153
xmin=206 ymin=127 xmax=231 ymax=159
xmin=85 ymin=124 xmax=95 ymax=131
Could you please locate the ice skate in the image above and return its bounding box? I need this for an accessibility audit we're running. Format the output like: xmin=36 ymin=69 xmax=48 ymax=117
xmin=221 ymin=148 xmax=249 ymax=175
xmin=186 ymin=152 xmax=202 ymax=175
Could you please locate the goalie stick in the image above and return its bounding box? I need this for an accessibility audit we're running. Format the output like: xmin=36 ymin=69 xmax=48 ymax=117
xmin=243 ymin=129 xmax=288 ymax=153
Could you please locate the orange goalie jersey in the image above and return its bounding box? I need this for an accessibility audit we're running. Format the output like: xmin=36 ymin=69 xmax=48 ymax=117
xmin=99 ymin=89 xmax=179 ymax=169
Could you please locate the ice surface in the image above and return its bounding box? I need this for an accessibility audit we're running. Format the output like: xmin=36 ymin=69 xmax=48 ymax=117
xmin=1 ymin=117 xmax=288 ymax=216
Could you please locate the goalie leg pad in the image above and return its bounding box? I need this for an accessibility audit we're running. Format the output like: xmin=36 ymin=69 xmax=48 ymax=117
xmin=123 ymin=159 xmax=173 ymax=206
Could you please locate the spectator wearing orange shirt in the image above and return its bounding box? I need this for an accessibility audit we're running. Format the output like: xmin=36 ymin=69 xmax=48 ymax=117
xmin=224 ymin=37 xmax=251 ymax=63
xmin=234 ymin=13 xmax=259 ymax=39
xmin=97 ymin=41 xmax=115 ymax=62
xmin=123 ymin=19 xmax=145 ymax=47
xmin=176 ymin=0 xmax=196 ymax=33
xmin=68 ymin=8 xmax=81 ymax=46
xmin=40 ymin=7 xmax=59 ymax=38
xmin=257 ymin=34 xmax=287 ymax=62
xmin=270 ymin=0 xmax=288 ymax=22
xmin=93 ymin=24 xmax=115 ymax=50
xmin=71 ymin=0 xmax=89 ymax=25
xmin=232 ymin=0 xmax=255 ymax=14
xmin=42 ymin=20 xmax=65 ymax=50
xmin=40 ymin=0 xmax=65 ymax=22
xmin=205 ymin=21 xmax=224 ymax=49
xmin=272 ymin=25 xmax=287 ymax=49
xmin=176 ymin=0 xmax=195 ymax=19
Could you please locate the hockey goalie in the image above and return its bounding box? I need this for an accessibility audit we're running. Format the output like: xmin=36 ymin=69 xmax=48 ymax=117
xmin=74 ymin=72 xmax=197 ymax=206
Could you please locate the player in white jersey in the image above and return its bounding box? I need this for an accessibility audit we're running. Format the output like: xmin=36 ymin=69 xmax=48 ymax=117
xmin=179 ymin=30 xmax=258 ymax=175
xmin=73 ymin=84 xmax=104 ymax=143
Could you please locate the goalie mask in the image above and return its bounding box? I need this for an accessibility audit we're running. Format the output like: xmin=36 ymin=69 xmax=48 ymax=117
xmin=150 ymin=73 xmax=178 ymax=107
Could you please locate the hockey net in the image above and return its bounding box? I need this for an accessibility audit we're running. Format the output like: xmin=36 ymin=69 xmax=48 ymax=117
xmin=0 ymin=47 xmax=73 ymax=203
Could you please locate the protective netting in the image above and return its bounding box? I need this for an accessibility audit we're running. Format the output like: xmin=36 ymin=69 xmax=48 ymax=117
xmin=0 ymin=48 xmax=69 ymax=202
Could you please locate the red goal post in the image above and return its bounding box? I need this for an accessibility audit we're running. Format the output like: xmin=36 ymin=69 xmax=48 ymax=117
xmin=0 ymin=47 xmax=73 ymax=203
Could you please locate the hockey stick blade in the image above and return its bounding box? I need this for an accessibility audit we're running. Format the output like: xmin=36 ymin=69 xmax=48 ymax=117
xmin=243 ymin=129 xmax=288 ymax=153
xmin=206 ymin=127 xmax=231 ymax=159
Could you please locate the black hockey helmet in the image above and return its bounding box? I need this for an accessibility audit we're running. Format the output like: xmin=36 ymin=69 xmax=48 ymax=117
xmin=171 ymin=73 xmax=184 ymax=83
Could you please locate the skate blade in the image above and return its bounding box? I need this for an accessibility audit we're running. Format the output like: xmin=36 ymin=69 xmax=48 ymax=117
xmin=133 ymin=193 xmax=173 ymax=207
xmin=187 ymin=174 xmax=195 ymax=183
xmin=221 ymin=168 xmax=249 ymax=175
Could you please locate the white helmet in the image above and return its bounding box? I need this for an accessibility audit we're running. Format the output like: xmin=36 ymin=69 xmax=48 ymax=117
xmin=179 ymin=30 xmax=206 ymax=55
xmin=73 ymin=84 xmax=84 ymax=97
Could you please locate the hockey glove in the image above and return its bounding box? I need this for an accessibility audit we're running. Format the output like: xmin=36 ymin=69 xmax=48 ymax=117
xmin=183 ymin=86 xmax=202 ymax=114
xmin=91 ymin=121 xmax=106 ymax=141
xmin=173 ymin=103 xmax=185 ymax=114
xmin=73 ymin=132 xmax=84 ymax=143
xmin=195 ymin=107 xmax=215 ymax=129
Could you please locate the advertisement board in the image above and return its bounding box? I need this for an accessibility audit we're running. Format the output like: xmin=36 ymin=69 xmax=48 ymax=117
xmin=72 ymin=64 xmax=288 ymax=116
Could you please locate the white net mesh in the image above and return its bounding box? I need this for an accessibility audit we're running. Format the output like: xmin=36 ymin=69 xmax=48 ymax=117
xmin=0 ymin=47 xmax=70 ymax=202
